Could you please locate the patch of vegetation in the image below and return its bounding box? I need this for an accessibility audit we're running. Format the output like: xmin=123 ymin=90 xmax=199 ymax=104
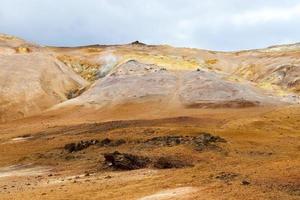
xmin=205 ymin=59 xmax=218 ymax=65
xmin=15 ymin=46 xmax=31 ymax=53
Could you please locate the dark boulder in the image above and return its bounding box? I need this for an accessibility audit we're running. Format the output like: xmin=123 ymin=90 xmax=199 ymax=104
xmin=103 ymin=151 xmax=150 ymax=170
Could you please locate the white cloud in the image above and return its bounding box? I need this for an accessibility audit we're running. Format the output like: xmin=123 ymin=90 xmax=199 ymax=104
xmin=231 ymin=3 xmax=300 ymax=25
xmin=0 ymin=0 xmax=300 ymax=50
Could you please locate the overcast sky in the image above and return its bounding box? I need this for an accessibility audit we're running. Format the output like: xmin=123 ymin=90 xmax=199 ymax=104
xmin=1 ymin=0 xmax=300 ymax=51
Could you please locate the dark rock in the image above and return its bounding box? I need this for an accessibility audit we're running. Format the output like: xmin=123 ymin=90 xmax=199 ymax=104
xmin=103 ymin=151 xmax=150 ymax=170
xmin=99 ymin=138 xmax=112 ymax=146
xmin=144 ymin=133 xmax=226 ymax=151
xmin=144 ymin=136 xmax=189 ymax=146
xmin=242 ymin=180 xmax=250 ymax=185
xmin=20 ymin=134 xmax=32 ymax=138
xmin=98 ymin=138 xmax=126 ymax=147
xmin=154 ymin=157 xmax=193 ymax=169
xmin=130 ymin=41 xmax=146 ymax=45
xmin=64 ymin=139 xmax=99 ymax=153
xmin=64 ymin=143 xmax=76 ymax=153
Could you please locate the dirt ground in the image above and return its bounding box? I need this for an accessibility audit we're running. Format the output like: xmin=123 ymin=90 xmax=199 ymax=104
xmin=0 ymin=105 xmax=299 ymax=200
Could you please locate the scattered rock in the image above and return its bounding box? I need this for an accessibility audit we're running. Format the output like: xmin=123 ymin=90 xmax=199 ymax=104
xmin=215 ymin=172 xmax=239 ymax=182
xmin=144 ymin=133 xmax=226 ymax=151
xmin=196 ymin=133 xmax=226 ymax=143
xmin=64 ymin=138 xmax=126 ymax=153
xmin=64 ymin=139 xmax=99 ymax=153
xmin=154 ymin=157 xmax=193 ymax=169
xmin=145 ymin=136 xmax=185 ymax=146
xmin=97 ymin=138 xmax=126 ymax=147
xmin=103 ymin=151 xmax=151 ymax=170
xmin=278 ymin=183 xmax=300 ymax=196
xmin=193 ymin=133 xmax=226 ymax=151
xmin=103 ymin=152 xmax=193 ymax=171
xmin=241 ymin=180 xmax=250 ymax=185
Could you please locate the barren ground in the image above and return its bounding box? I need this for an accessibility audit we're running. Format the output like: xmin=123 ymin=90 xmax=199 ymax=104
xmin=0 ymin=105 xmax=299 ymax=200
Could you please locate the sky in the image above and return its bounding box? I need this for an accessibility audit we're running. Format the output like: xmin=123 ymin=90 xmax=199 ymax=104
xmin=1 ymin=0 xmax=300 ymax=51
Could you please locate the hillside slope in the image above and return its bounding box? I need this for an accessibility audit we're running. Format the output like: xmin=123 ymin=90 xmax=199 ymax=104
xmin=1 ymin=34 xmax=300 ymax=122
xmin=0 ymin=35 xmax=88 ymax=122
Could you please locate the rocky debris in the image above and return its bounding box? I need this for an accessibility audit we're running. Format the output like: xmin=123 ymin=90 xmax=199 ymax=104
xmin=145 ymin=136 xmax=186 ymax=146
xmin=278 ymin=183 xmax=300 ymax=196
xmin=64 ymin=138 xmax=126 ymax=153
xmin=144 ymin=133 xmax=226 ymax=151
xmin=64 ymin=140 xmax=99 ymax=153
xmin=153 ymin=157 xmax=193 ymax=169
xmin=193 ymin=133 xmax=226 ymax=151
xmin=103 ymin=151 xmax=150 ymax=170
xmin=97 ymin=138 xmax=126 ymax=147
xmin=103 ymin=151 xmax=193 ymax=170
xmin=215 ymin=172 xmax=239 ymax=183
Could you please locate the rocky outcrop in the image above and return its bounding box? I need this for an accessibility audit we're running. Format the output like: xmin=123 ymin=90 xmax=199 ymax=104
xmin=103 ymin=151 xmax=150 ymax=170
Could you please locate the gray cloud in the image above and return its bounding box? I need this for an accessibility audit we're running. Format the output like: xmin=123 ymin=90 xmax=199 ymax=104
xmin=0 ymin=0 xmax=300 ymax=50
